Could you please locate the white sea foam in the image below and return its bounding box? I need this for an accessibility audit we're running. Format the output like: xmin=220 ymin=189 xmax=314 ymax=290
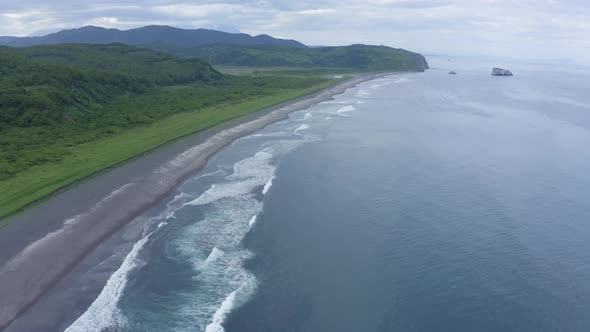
xmin=159 ymin=192 xmax=194 ymax=220
xmin=248 ymin=214 xmax=258 ymax=226
xmin=232 ymin=132 xmax=289 ymax=147
xmin=186 ymin=150 xmax=275 ymax=207
xmin=205 ymin=279 xmax=256 ymax=332
xmin=65 ymin=233 xmax=152 ymax=332
xmin=293 ymin=124 xmax=310 ymax=135
xmin=355 ymin=89 xmax=370 ymax=98
xmin=171 ymin=197 xmax=260 ymax=330
xmin=262 ymin=175 xmax=275 ymax=195
xmin=391 ymin=76 xmax=412 ymax=84
xmin=239 ymin=132 xmax=288 ymax=140
xmin=170 ymin=143 xmax=315 ymax=330
xmin=205 ymin=288 xmax=238 ymax=332
xmin=75 ymin=130 xmax=309 ymax=331
xmin=321 ymin=100 xmax=350 ymax=105
xmin=337 ymin=105 xmax=356 ymax=116
xmin=205 ymin=247 xmax=225 ymax=263
xmin=184 ymin=169 xmax=227 ymax=185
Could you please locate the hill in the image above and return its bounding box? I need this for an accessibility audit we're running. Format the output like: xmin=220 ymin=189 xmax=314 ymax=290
xmin=0 ymin=44 xmax=222 ymax=128
xmin=0 ymin=25 xmax=307 ymax=49
xmin=148 ymin=43 xmax=429 ymax=72
xmin=0 ymin=43 xmax=332 ymax=218
xmin=5 ymin=43 xmax=221 ymax=84
xmin=0 ymin=26 xmax=430 ymax=71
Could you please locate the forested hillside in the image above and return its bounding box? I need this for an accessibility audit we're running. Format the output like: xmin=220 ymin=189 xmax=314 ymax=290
xmin=0 ymin=44 xmax=221 ymax=128
xmin=151 ymin=44 xmax=430 ymax=71
xmin=0 ymin=44 xmax=327 ymax=184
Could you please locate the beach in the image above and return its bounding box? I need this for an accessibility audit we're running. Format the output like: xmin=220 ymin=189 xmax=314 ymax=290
xmin=0 ymin=74 xmax=384 ymax=330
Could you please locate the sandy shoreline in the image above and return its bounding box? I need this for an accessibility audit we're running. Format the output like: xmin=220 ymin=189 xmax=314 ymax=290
xmin=0 ymin=73 xmax=387 ymax=330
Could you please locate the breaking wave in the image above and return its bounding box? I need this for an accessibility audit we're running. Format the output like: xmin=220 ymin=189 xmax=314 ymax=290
xmin=65 ymin=233 xmax=152 ymax=332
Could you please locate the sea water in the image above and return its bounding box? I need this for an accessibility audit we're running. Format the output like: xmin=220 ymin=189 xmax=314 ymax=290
xmin=66 ymin=57 xmax=590 ymax=332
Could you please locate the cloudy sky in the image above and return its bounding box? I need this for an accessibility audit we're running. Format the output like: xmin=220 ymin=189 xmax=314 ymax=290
xmin=1 ymin=0 xmax=589 ymax=63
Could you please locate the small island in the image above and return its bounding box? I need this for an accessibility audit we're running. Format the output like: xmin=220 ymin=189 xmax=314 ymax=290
xmin=449 ymin=71 xmax=457 ymax=75
xmin=492 ymin=68 xmax=513 ymax=76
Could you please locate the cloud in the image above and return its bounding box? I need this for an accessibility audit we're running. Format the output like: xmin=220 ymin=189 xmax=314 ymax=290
xmin=0 ymin=0 xmax=588 ymax=63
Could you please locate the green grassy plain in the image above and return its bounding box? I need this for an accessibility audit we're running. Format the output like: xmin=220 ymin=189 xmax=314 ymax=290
xmin=0 ymin=79 xmax=337 ymax=220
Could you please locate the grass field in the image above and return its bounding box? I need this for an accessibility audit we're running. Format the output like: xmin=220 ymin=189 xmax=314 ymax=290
xmin=214 ymin=65 xmax=373 ymax=77
xmin=0 ymin=78 xmax=338 ymax=221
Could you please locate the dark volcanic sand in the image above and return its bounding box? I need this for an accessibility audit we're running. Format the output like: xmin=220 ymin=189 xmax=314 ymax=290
xmin=0 ymin=74 xmax=386 ymax=330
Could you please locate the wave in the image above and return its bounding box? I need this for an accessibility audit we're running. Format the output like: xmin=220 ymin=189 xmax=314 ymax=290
xmin=231 ymin=132 xmax=288 ymax=148
xmin=321 ymin=100 xmax=350 ymax=105
xmin=337 ymin=105 xmax=356 ymax=116
xmin=183 ymin=169 xmax=227 ymax=185
xmin=248 ymin=214 xmax=258 ymax=226
xmin=155 ymin=191 xmax=195 ymax=220
xmin=293 ymin=124 xmax=310 ymax=135
xmin=391 ymin=76 xmax=412 ymax=84
xmin=262 ymin=174 xmax=275 ymax=195
xmin=206 ymin=247 xmax=225 ymax=264
xmin=186 ymin=150 xmax=275 ymax=207
xmin=71 ymin=124 xmax=314 ymax=330
xmin=65 ymin=233 xmax=152 ymax=332
xmin=355 ymin=89 xmax=370 ymax=98
xmin=205 ymin=278 xmax=257 ymax=332
xmin=166 ymin=147 xmax=286 ymax=329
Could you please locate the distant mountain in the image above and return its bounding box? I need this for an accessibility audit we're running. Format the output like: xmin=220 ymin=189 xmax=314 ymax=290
xmin=151 ymin=44 xmax=430 ymax=72
xmin=0 ymin=25 xmax=307 ymax=49
xmin=0 ymin=26 xmax=429 ymax=72
xmin=0 ymin=37 xmax=17 ymax=44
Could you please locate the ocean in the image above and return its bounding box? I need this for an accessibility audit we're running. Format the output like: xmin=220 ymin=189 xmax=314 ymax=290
xmin=65 ymin=56 xmax=590 ymax=332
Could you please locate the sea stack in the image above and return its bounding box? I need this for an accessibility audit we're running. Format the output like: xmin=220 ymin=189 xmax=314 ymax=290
xmin=492 ymin=68 xmax=513 ymax=76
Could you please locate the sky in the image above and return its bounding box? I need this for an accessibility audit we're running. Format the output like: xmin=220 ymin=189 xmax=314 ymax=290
xmin=0 ymin=0 xmax=589 ymax=63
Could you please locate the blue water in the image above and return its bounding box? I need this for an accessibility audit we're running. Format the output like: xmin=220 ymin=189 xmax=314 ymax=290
xmin=67 ymin=57 xmax=590 ymax=332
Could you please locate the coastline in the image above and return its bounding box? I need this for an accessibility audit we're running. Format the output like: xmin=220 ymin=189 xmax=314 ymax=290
xmin=0 ymin=73 xmax=388 ymax=330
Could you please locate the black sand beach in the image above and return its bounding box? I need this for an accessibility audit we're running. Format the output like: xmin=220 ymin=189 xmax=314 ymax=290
xmin=0 ymin=74 xmax=385 ymax=330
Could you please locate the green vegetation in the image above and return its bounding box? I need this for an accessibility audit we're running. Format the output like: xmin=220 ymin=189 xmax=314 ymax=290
xmin=0 ymin=40 xmax=430 ymax=219
xmin=8 ymin=44 xmax=221 ymax=84
xmin=152 ymin=44 xmax=429 ymax=72
xmin=0 ymin=44 xmax=221 ymax=128
xmin=0 ymin=44 xmax=334 ymax=219
xmin=215 ymin=66 xmax=365 ymax=77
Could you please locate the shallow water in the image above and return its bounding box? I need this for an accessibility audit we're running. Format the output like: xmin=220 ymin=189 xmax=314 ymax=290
xmin=67 ymin=57 xmax=590 ymax=332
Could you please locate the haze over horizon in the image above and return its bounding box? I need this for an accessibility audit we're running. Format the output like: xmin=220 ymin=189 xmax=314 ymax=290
xmin=1 ymin=1 xmax=589 ymax=64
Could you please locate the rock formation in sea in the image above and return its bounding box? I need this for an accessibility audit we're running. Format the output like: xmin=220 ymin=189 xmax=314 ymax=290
xmin=492 ymin=68 xmax=513 ymax=76
xmin=449 ymin=71 xmax=457 ymax=75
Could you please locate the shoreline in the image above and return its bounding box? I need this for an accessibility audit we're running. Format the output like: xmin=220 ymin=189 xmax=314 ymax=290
xmin=0 ymin=73 xmax=388 ymax=330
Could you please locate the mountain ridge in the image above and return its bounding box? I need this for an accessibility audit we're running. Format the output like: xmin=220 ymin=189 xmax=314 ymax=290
xmin=151 ymin=43 xmax=430 ymax=71
xmin=0 ymin=25 xmax=307 ymax=49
